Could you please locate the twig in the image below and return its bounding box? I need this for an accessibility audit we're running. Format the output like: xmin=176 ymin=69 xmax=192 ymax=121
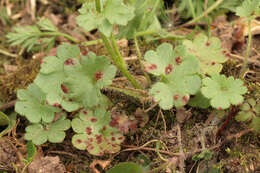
xmin=144 ymin=102 xmax=158 ymax=113
xmin=121 ymin=144 xmax=181 ymax=156
xmin=159 ymin=109 xmax=167 ymax=134
xmin=48 ymin=151 xmax=77 ymax=159
xmin=0 ymin=100 xmax=17 ymax=111
xmin=0 ymin=48 xmax=18 ymax=58
xmin=177 ymin=123 xmax=185 ymax=173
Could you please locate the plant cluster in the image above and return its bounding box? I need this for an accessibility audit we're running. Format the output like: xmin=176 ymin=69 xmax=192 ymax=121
xmin=7 ymin=0 xmax=259 ymax=160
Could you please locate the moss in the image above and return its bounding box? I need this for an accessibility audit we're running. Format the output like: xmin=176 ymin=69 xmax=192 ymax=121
xmin=0 ymin=58 xmax=40 ymax=101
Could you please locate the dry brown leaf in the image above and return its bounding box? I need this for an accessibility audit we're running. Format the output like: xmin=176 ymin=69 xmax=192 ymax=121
xmin=90 ymin=160 xmax=111 ymax=173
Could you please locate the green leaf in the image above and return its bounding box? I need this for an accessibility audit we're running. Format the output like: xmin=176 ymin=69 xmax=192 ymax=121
xmin=250 ymin=117 xmax=260 ymax=131
xmin=248 ymin=98 xmax=256 ymax=107
xmin=240 ymin=103 xmax=251 ymax=111
xmin=63 ymin=52 xmax=116 ymax=108
xmin=144 ymin=43 xmax=201 ymax=109
xmin=104 ymin=0 xmax=135 ymax=25
xmin=107 ymin=162 xmax=143 ymax=173
xmin=15 ymin=83 xmax=61 ymax=123
xmin=235 ymin=0 xmax=260 ymax=18
xmin=25 ymin=114 xmax=70 ymax=145
xmin=34 ymin=43 xmax=81 ymax=112
xmin=189 ymin=91 xmax=210 ymax=109
xmin=77 ymin=0 xmax=135 ymax=36
xmin=0 ymin=113 xmax=16 ymax=137
xmin=0 ymin=111 xmax=9 ymax=126
xmin=7 ymin=26 xmax=41 ymax=52
xmin=201 ymin=74 xmax=247 ymax=109
xmin=77 ymin=2 xmax=102 ymax=32
xmin=235 ymin=111 xmax=254 ymax=122
xmin=255 ymin=102 xmax=260 ymax=114
xmin=37 ymin=18 xmax=57 ymax=32
xmin=71 ymin=109 xmax=124 ymax=156
xmin=183 ymin=34 xmax=227 ymax=75
xmin=26 ymin=141 xmax=37 ymax=163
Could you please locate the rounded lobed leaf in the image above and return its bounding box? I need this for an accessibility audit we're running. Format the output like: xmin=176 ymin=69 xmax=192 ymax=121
xmin=201 ymin=74 xmax=247 ymax=109
xmin=24 ymin=114 xmax=70 ymax=145
xmin=183 ymin=34 xmax=227 ymax=75
xmin=35 ymin=44 xmax=81 ymax=112
xmin=63 ymin=52 xmax=116 ymax=109
xmin=15 ymin=83 xmax=61 ymax=123
xmin=71 ymin=109 xmax=124 ymax=156
xmin=144 ymin=43 xmax=201 ymax=109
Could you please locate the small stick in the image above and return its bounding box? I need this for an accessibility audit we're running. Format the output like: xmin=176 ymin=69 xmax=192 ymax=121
xmin=177 ymin=123 xmax=185 ymax=172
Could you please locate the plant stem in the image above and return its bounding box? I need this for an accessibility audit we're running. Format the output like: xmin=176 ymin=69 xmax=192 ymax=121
xmin=240 ymin=19 xmax=252 ymax=78
xmin=93 ymin=0 xmax=142 ymax=89
xmin=188 ymin=0 xmax=196 ymax=19
xmin=100 ymin=33 xmax=118 ymax=63
xmin=134 ymin=35 xmax=151 ymax=85
xmin=81 ymin=39 xmax=103 ymax=46
xmin=37 ymin=32 xmax=79 ymax=43
xmin=110 ymin=34 xmax=143 ymax=89
xmin=80 ymin=30 xmax=185 ymax=47
xmin=187 ymin=0 xmax=224 ymax=24
xmin=95 ymin=0 xmax=101 ymax=13
xmin=0 ymin=48 xmax=18 ymax=58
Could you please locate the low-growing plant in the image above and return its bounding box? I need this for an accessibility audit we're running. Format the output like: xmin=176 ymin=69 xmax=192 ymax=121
xmin=8 ymin=0 xmax=258 ymax=161
xmin=235 ymin=98 xmax=260 ymax=131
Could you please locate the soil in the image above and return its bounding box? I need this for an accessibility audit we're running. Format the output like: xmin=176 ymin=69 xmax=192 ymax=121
xmin=0 ymin=1 xmax=259 ymax=173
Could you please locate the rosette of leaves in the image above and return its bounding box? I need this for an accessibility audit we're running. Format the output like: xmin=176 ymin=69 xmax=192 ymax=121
xmin=118 ymin=0 xmax=163 ymax=39
xmin=15 ymin=83 xmax=61 ymax=123
xmin=183 ymin=34 xmax=227 ymax=75
xmin=24 ymin=114 xmax=71 ymax=145
xmin=34 ymin=43 xmax=81 ymax=112
xmin=235 ymin=98 xmax=260 ymax=131
xmin=77 ymin=0 xmax=135 ymax=36
xmin=61 ymin=52 xmax=116 ymax=109
xmin=201 ymin=73 xmax=247 ymax=110
xmin=71 ymin=108 xmax=124 ymax=156
xmin=144 ymin=43 xmax=201 ymax=110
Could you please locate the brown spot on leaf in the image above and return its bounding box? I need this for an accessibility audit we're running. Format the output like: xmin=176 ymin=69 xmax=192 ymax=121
xmin=52 ymin=102 xmax=61 ymax=108
xmin=95 ymin=135 xmax=102 ymax=144
xmin=76 ymin=139 xmax=82 ymax=144
xmin=109 ymin=119 xmax=118 ymax=127
xmin=206 ymin=42 xmax=210 ymax=46
xmin=211 ymin=61 xmax=216 ymax=65
xmin=82 ymin=110 xmax=88 ymax=115
xmin=173 ymin=94 xmax=179 ymax=101
xmin=90 ymin=118 xmax=97 ymax=123
xmin=144 ymin=64 xmax=157 ymax=72
xmin=86 ymin=127 xmax=92 ymax=135
xmin=102 ymin=126 xmax=107 ymax=131
xmin=175 ymin=57 xmax=182 ymax=65
xmin=165 ymin=64 xmax=173 ymax=74
xmin=94 ymin=71 xmax=103 ymax=81
xmin=87 ymin=144 xmax=94 ymax=151
xmin=61 ymin=84 xmax=69 ymax=94
xmin=64 ymin=58 xmax=76 ymax=66
xmin=111 ymin=137 xmax=116 ymax=141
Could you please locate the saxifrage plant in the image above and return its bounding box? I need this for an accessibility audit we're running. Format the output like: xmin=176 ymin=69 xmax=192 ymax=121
xmin=11 ymin=0 xmax=253 ymax=158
